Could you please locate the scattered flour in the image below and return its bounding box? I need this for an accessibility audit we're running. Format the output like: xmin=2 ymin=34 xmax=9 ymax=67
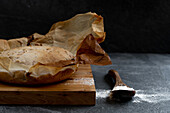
xmin=96 ymin=89 xmax=170 ymax=104
xmin=64 ymin=78 xmax=94 ymax=86
xmin=133 ymin=90 xmax=170 ymax=103
xmin=96 ymin=89 xmax=110 ymax=99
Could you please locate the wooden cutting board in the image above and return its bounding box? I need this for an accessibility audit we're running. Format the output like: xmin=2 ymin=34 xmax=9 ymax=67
xmin=0 ymin=64 xmax=96 ymax=105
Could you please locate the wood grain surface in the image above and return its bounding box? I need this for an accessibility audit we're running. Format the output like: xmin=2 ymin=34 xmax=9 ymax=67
xmin=0 ymin=64 xmax=96 ymax=105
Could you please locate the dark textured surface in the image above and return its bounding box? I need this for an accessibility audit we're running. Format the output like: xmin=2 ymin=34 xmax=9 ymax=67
xmin=0 ymin=53 xmax=170 ymax=113
xmin=0 ymin=0 xmax=170 ymax=53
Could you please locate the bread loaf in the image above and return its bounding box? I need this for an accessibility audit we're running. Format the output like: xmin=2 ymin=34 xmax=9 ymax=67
xmin=0 ymin=46 xmax=78 ymax=85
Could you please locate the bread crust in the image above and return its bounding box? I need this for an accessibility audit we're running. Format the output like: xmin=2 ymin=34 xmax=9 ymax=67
xmin=0 ymin=46 xmax=78 ymax=85
xmin=0 ymin=65 xmax=77 ymax=85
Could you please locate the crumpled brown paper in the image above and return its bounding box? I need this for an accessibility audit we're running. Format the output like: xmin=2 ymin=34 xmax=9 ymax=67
xmin=0 ymin=12 xmax=111 ymax=65
xmin=0 ymin=12 xmax=112 ymax=85
xmin=30 ymin=12 xmax=111 ymax=65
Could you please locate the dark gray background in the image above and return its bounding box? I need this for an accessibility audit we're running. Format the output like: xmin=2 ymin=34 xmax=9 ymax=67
xmin=0 ymin=0 xmax=170 ymax=53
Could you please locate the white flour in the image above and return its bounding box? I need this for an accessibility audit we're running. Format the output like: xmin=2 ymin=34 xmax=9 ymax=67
xmin=96 ymin=89 xmax=170 ymax=103
xmin=96 ymin=89 xmax=110 ymax=99
xmin=133 ymin=90 xmax=170 ymax=103
xmin=112 ymin=86 xmax=134 ymax=91
xmin=64 ymin=78 xmax=94 ymax=86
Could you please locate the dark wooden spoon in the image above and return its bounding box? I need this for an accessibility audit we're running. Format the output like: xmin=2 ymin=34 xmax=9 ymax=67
xmin=108 ymin=70 xmax=136 ymax=101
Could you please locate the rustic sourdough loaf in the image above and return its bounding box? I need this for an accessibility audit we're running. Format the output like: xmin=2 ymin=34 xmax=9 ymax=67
xmin=0 ymin=46 xmax=78 ymax=85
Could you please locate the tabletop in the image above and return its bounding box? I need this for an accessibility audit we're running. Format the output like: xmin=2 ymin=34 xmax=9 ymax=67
xmin=1 ymin=53 xmax=170 ymax=113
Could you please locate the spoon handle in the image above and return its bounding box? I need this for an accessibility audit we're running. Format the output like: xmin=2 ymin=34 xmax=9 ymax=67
xmin=108 ymin=70 xmax=126 ymax=86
